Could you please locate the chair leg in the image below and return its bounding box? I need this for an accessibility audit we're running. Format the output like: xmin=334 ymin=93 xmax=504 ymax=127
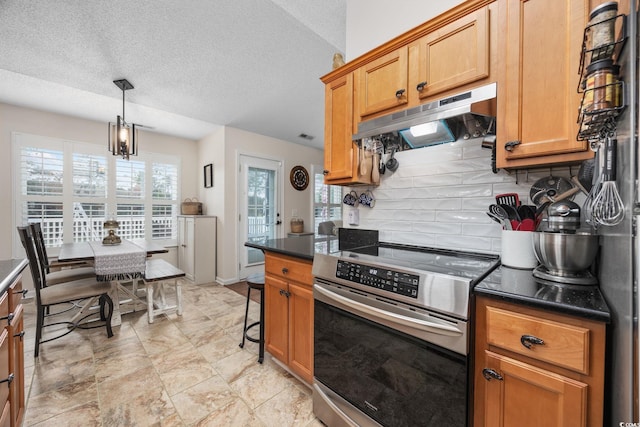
xmin=34 ymin=306 xmax=45 ymax=357
xmin=239 ymin=287 xmax=251 ymax=349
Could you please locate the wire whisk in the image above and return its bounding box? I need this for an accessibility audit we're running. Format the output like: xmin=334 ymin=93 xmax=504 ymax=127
xmin=591 ymin=136 xmax=624 ymax=226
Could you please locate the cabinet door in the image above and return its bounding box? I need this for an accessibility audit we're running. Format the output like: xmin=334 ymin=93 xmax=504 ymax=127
xmin=324 ymin=73 xmax=356 ymax=183
xmin=357 ymin=47 xmax=409 ymax=118
xmin=264 ymin=275 xmax=288 ymax=364
xmin=8 ymin=307 xmax=23 ymax=427
xmin=0 ymin=329 xmax=9 ymax=414
xmin=482 ymin=351 xmax=587 ymax=427
xmin=414 ymin=6 xmax=490 ymax=100
xmin=498 ymin=0 xmax=591 ymax=168
xmin=287 ymin=282 xmax=313 ymax=384
xmin=179 ymin=218 xmax=195 ymax=280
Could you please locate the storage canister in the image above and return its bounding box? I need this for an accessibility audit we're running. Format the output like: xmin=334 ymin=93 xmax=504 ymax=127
xmin=583 ymin=59 xmax=619 ymax=112
xmin=588 ymin=1 xmax=618 ymax=61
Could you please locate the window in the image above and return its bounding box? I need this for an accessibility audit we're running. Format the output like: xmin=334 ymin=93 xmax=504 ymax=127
xmin=13 ymin=132 xmax=180 ymax=253
xmin=312 ymin=165 xmax=342 ymax=237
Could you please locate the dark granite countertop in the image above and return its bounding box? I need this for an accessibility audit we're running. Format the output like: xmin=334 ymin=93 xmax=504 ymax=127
xmin=245 ymin=235 xmax=339 ymax=261
xmin=474 ymin=265 xmax=611 ymax=323
xmin=0 ymin=259 xmax=29 ymax=295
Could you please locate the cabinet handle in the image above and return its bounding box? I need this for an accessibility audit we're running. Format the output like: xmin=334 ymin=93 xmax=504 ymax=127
xmin=416 ymin=81 xmax=427 ymax=91
xmin=395 ymin=89 xmax=406 ymax=99
xmin=282 ymin=267 xmax=288 ymax=275
xmin=504 ymin=140 xmax=521 ymax=152
xmin=322 ymin=169 xmax=329 ymax=175
xmin=520 ymin=334 xmax=545 ymax=349
xmin=14 ymin=331 xmax=24 ymax=341
xmin=278 ymin=289 xmax=290 ymax=298
xmin=0 ymin=313 xmax=14 ymax=326
xmin=482 ymin=368 xmax=503 ymax=381
xmin=0 ymin=373 xmax=14 ymax=388
xmin=14 ymin=289 xmax=27 ymax=298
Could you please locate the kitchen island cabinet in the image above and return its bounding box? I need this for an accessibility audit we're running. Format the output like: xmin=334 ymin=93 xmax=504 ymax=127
xmin=264 ymin=252 xmax=314 ymax=384
xmin=474 ymin=296 xmax=606 ymax=427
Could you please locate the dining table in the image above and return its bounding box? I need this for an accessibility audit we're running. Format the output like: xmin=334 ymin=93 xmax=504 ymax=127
xmin=58 ymin=238 xmax=169 ymax=326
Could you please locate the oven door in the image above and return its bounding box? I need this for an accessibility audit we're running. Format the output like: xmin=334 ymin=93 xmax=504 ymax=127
xmin=313 ymin=281 xmax=469 ymax=427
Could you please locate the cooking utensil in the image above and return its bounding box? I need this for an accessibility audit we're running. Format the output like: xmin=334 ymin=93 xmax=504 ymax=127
xmin=372 ymin=153 xmax=380 ymax=184
xmin=386 ymin=148 xmax=399 ymax=172
xmin=532 ymin=231 xmax=599 ymax=277
xmin=529 ymin=176 xmax=574 ymax=206
xmin=496 ymin=193 xmax=520 ymax=206
xmin=578 ymin=158 xmax=595 ymax=192
xmin=591 ymin=136 xmax=624 ymax=226
xmin=487 ymin=212 xmax=511 ymax=230
xmin=518 ymin=218 xmax=536 ymax=231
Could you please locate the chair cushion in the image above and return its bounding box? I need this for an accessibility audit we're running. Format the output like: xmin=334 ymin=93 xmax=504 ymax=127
xmin=45 ymin=266 xmax=96 ymax=286
xmin=40 ymin=277 xmax=111 ymax=305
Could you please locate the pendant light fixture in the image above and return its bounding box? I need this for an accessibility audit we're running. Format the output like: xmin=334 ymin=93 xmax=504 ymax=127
xmin=108 ymin=79 xmax=138 ymax=159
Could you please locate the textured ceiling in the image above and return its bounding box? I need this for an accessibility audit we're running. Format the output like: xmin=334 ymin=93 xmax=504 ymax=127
xmin=0 ymin=0 xmax=346 ymax=149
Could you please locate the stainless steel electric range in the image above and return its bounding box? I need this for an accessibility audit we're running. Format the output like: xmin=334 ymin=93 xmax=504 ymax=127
xmin=312 ymin=243 xmax=499 ymax=427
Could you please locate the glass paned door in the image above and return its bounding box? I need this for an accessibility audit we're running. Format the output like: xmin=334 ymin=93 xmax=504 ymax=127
xmin=239 ymin=155 xmax=281 ymax=278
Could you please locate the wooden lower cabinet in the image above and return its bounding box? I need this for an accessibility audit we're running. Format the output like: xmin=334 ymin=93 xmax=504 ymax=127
xmin=264 ymin=252 xmax=314 ymax=384
xmin=474 ymin=297 xmax=605 ymax=427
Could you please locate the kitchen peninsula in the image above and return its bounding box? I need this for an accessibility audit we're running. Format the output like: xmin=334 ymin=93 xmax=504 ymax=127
xmin=244 ymin=235 xmax=334 ymax=385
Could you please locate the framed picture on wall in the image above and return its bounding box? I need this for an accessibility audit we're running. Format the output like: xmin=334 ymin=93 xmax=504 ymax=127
xmin=204 ymin=163 xmax=213 ymax=188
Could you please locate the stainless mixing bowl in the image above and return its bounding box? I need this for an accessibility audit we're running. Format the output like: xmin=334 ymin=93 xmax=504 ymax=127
xmin=532 ymin=231 xmax=600 ymax=275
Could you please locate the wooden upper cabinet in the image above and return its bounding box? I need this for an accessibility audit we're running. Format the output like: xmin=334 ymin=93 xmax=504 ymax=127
xmin=413 ymin=6 xmax=490 ymax=101
xmin=324 ymin=73 xmax=374 ymax=186
xmin=497 ymin=0 xmax=593 ymax=169
xmin=324 ymin=73 xmax=355 ymax=182
xmin=357 ymin=47 xmax=409 ymax=118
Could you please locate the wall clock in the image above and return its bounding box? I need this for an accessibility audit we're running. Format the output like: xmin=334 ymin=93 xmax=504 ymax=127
xmin=290 ymin=165 xmax=309 ymax=191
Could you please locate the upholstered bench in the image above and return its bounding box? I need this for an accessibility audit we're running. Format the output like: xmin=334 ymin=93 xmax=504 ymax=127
xmin=142 ymin=259 xmax=185 ymax=323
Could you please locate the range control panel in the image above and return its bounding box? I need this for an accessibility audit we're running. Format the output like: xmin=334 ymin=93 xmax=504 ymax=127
xmin=336 ymin=260 xmax=419 ymax=298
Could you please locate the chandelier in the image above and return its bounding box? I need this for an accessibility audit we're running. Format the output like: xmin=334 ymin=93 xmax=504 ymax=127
xmin=108 ymin=79 xmax=138 ymax=159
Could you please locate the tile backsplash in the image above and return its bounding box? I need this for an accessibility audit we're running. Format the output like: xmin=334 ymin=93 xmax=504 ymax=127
xmin=346 ymin=137 xmax=580 ymax=254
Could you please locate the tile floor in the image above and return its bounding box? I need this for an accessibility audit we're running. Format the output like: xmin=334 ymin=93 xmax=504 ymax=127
xmin=21 ymin=280 xmax=323 ymax=426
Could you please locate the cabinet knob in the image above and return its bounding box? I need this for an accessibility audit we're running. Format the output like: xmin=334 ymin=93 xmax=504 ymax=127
xmin=0 ymin=373 xmax=14 ymax=388
xmin=282 ymin=267 xmax=288 ymax=274
xmin=482 ymin=368 xmax=503 ymax=381
xmin=0 ymin=312 xmax=14 ymax=326
xmin=395 ymin=89 xmax=406 ymax=99
xmin=416 ymin=81 xmax=427 ymax=91
xmin=520 ymin=334 xmax=545 ymax=349
xmin=322 ymin=170 xmax=329 ymax=175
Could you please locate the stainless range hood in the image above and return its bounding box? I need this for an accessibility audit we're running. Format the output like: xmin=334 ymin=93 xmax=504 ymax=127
xmin=353 ymin=82 xmax=497 ymax=149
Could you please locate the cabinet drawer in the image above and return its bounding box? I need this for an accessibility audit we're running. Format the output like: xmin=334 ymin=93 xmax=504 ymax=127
xmin=265 ymin=253 xmax=312 ymax=286
xmin=486 ymin=306 xmax=590 ymax=374
xmin=0 ymin=400 xmax=8 ymax=427
xmin=8 ymin=278 xmax=22 ymax=312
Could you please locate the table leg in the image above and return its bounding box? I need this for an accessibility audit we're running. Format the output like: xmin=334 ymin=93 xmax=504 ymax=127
xmin=109 ymin=281 xmax=122 ymax=327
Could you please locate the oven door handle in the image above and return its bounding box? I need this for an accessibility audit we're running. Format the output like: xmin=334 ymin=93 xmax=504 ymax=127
xmin=315 ymin=284 xmax=462 ymax=336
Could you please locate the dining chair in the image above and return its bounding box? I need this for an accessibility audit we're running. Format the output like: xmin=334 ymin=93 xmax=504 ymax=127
xmin=30 ymin=223 xmax=95 ymax=286
xmin=17 ymin=226 xmax=113 ymax=357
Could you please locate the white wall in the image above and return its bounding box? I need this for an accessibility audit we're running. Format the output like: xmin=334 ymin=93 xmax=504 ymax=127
xmin=345 ymin=0 xmax=465 ymax=60
xmin=208 ymin=127 xmax=323 ymax=284
xmin=352 ymin=138 xmax=577 ymax=254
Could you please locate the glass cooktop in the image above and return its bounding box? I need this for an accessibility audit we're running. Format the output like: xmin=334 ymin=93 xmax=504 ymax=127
xmin=333 ymin=243 xmax=500 ymax=284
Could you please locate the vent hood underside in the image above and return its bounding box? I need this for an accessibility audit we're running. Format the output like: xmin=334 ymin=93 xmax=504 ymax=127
xmin=354 ymin=83 xmax=497 ymax=149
